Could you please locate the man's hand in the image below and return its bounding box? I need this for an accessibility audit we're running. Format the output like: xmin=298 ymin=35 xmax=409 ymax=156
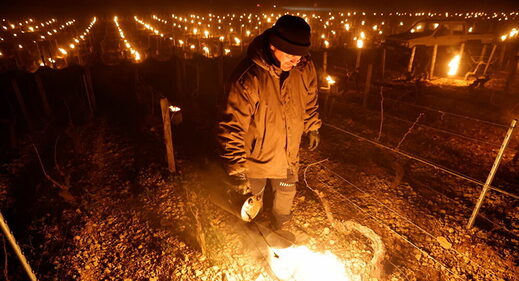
xmin=227 ymin=172 xmax=251 ymax=195
xmin=307 ymin=130 xmax=320 ymax=151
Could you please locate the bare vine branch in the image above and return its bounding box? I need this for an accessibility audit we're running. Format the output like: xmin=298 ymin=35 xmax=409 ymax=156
xmin=396 ymin=113 xmax=425 ymax=149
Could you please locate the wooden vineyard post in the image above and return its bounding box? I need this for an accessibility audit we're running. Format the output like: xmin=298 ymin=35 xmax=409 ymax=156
xmin=218 ymin=41 xmax=224 ymax=87
xmin=429 ymin=44 xmax=438 ymax=79
xmin=0 ymin=212 xmax=39 ymax=281
xmin=483 ymin=44 xmax=497 ymax=75
xmin=80 ymin=67 xmax=96 ymax=117
xmin=381 ymin=47 xmax=386 ymax=81
xmin=175 ymin=57 xmax=184 ymax=103
xmin=81 ymin=74 xmax=95 ymax=116
xmin=85 ymin=68 xmax=96 ymax=111
xmin=35 ymin=42 xmax=46 ymax=67
xmin=505 ymin=46 xmax=519 ymax=94
xmin=160 ymin=97 xmax=176 ymax=173
xmin=323 ymin=50 xmax=328 ymax=74
xmin=498 ymin=42 xmax=507 ymax=70
xmin=459 ymin=43 xmax=466 ymax=68
xmin=11 ymin=78 xmax=32 ymax=129
xmin=407 ymin=46 xmax=416 ymax=73
xmin=363 ymin=64 xmax=373 ymax=108
xmin=355 ymin=48 xmax=362 ymax=70
xmin=35 ymin=73 xmax=52 ymax=117
xmin=479 ymin=44 xmax=488 ymax=66
xmin=467 ymin=119 xmax=517 ymax=229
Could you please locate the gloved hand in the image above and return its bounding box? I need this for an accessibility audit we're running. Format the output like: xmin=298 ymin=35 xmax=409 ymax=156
xmin=227 ymin=172 xmax=251 ymax=195
xmin=307 ymin=130 xmax=320 ymax=151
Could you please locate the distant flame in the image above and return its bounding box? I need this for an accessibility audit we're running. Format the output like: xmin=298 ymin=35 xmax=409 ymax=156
xmin=324 ymin=40 xmax=330 ymax=48
xmin=326 ymin=75 xmax=336 ymax=85
xmin=448 ymin=54 xmax=461 ymax=76
xmin=356 ymin=39 xmax=364 ymax=49
xmin=269 ymin=246 xmax=351 ymax=281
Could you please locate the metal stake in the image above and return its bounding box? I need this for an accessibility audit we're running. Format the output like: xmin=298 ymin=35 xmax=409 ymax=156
xmin=0 ymin=212 xmax=38 ymax=281
xmin=467 ymin=119 xmax=517 ymax=229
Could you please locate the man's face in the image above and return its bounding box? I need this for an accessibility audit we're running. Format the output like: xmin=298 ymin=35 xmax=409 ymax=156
xmin=270 ymin=45 xmax=302 ymax=71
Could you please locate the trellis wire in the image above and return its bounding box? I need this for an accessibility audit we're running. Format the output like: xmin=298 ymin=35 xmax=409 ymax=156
xmin=379 ymin=96 xmax=509 ymax=129
xmin=324 ymin=122 xmax=519 ymax=200
xmin=304 ymin=159 xmax=505 ymax=280
xmin=316 ymin=161 xmax=503 ymax=278
xmin=303 ymin=161 xmax=464 ymax=280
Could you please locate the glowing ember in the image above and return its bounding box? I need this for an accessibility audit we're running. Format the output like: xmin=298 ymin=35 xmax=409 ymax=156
xmin=270 ymin=246 xmax=350 ymax=281
xmin=447 ymin=54 xmax=461 ymax=76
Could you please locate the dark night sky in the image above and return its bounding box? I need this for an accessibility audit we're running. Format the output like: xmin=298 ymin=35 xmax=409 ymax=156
xmin=0 ymin=0 xmax=517 ymax=17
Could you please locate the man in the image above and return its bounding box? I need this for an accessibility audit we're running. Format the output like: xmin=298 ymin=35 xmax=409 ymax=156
xmin=218 ymin=15 xmax=321 ymax=229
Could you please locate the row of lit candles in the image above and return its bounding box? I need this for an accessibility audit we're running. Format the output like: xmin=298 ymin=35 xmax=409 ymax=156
xmin=1 ymin=18 xmax=55 ymax=32
xmin=0 ymin=18 xmax=76 ymax=57
xmin=141 ymin=14 xmax=384 ymax=51
xmin=500 ymin=27 xmax=518 ymax=41
xmin=136 ymin=12 xmax=518 ymax=49
xmin=1 ymin=15 xmax=516 ymax=64
xmin=1 ymin=19 xmax=75 ymax=46
xmin=57 ymin=17 xmax=97 ymax=57
xmin=114 ymin=16 xmax=141 ymax=62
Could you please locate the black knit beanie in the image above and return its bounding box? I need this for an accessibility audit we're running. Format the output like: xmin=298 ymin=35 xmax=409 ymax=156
xmin=267 ymin=15 xmax=311 ymax=56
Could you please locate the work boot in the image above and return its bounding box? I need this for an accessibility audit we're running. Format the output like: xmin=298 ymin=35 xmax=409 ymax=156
xmin=271 ymin=213 xmax=292 ymax=231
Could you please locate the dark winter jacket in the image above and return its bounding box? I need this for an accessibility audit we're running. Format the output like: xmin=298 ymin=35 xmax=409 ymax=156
xmin=218 ymin=30 xmax=321 ymax=182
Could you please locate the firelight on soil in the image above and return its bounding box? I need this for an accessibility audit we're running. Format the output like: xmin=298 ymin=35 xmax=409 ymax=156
xmin=269 ymin=245 xmax=352 ymax=281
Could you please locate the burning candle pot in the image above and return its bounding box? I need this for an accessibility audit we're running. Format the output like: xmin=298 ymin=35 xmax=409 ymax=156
xmin=266 ymin=230 xmax=351 ymax=281
xmin=169 ymin=105 xmax=183 ymax=125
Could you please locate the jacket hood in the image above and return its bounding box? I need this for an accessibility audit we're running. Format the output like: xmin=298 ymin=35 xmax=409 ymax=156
xmin=247 ymin=29 xmax=309 ymax=77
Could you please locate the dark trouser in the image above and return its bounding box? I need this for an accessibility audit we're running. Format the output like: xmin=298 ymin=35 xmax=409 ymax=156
xmin=248 ymin=177 xmax=296 ymax=224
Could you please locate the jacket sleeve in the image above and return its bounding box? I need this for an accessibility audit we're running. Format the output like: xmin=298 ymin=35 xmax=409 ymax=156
xmin=304 ymin=61 xmax=322 ymax=133
xmin=217 ymin=78 xmax=257 ymax=175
